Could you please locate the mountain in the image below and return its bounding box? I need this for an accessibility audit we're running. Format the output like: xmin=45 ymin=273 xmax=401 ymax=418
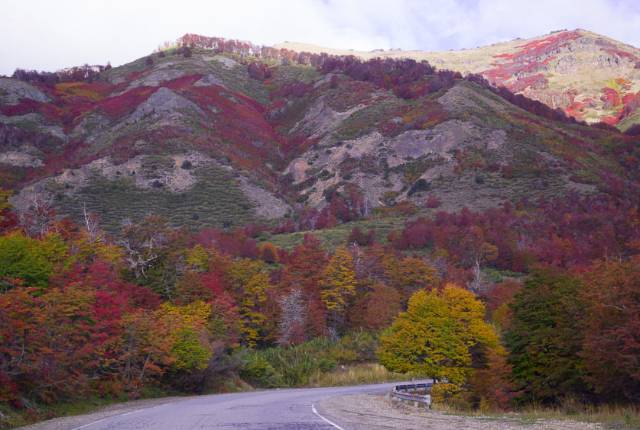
xmin=1 ymin=33 xmax=638 ymax=233
xmin=277 ymin=29 xmax=640 ymax=130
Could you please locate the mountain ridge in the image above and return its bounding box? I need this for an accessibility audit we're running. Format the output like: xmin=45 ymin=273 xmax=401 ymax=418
xmin=1 ymin=33 xmax=639 ymax=234
xmin=275 ymin=29 xmax=640 ymax=129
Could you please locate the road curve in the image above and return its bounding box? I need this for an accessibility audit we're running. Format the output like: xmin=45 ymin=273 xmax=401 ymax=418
xmin=25 ymin=382 xmax=399 ymax=430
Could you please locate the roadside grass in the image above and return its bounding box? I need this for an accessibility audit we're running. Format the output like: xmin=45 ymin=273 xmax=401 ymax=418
xmin=0 ymin=387 xmax=171 ymax=430
xmin=308 ymin=363 xmax=413 ymax=387
xmin=0 ymin=397 xmax=125 ymax=429
xmin=516 ymin=404 xmax=640 ymax=430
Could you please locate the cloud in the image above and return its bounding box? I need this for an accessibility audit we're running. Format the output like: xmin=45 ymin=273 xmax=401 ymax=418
xmin=1 ymin=0 xmax=640 ymax=75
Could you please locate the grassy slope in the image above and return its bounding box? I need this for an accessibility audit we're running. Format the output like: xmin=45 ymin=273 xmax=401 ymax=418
xmin=264 ymin=217 xmax=405 ymax=250
xmin=51 ymin=166 xmax=255 ymax=233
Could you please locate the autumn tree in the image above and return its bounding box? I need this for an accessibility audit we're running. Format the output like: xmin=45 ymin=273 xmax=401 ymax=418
xmin=0 ymin=231 xmax=66 ymax=291
xmin=581 ymin=257 xmax=640 ymax=402
xmin=156 ymin=301 xmax=213 ymax=372
xmin=117 ymin=309 xmax=174 ymax=391
xmin=0 ymin=285 xmax=99 ymax=402
xmin=383 ymin=255 xmax=438 ymax=302
xmin=227 ymin=259 xmax=273 ymax=347
xmin=321 ymin=246 xmax=356 ymax=334
xmin=281 ymin=234 xmax=327 ymax=295
xmin=259 ymin=242 xmax=279 ymax=264
xmin=185 ymin=244 xmax=213 ymax=272
xmin=378 ymin=284 xmax=499 ymax=387
xmin=483 ymin=279 xmax=522 ymax=331
xmin=174 ymin=271 xmax=211 ymax=304
xmin=362 ymin=282 xmax=403 ymax=331
xmin=467 ymin=346 xmax=516 ymax=410
xmin=280 ymin=234 xmax=328 ymax=337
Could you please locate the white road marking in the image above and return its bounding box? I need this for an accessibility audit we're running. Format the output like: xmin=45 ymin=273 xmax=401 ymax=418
xmin=312 ymin=404 xmax=346 ymax=430
xmin=70 ymin=417 xmax=107 ymax=430
xmin=70 ymin=407 xmax=148 ymax=430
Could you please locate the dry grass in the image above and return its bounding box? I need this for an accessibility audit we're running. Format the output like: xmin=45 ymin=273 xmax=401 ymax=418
xmin=516 ymin=403 xmax=640 ymax=429
xmin=434 ymin=401 xmax=640 ymax=430
xmin=308 ymin=363 xmax=413 ymax=387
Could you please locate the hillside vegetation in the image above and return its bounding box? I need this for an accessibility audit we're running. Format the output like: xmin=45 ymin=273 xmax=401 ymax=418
xmin=1 ymin=32 xmax=640 ymax=429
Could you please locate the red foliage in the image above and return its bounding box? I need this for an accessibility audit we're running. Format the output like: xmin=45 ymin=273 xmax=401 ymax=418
xmin=280 ymin=234 xmax=327 ymax=297
xmin=601 ymin=87 xmax=621 ymax=109
xmin=59 ymin=260 xmax=160 ymax=309
xmin=98 ymin=86 xmax=156 ymax=119
xmin=581 ymin=257 xmax=640 ymax=402
xmin=394 ymin=194 xmax=640 ymax=273
xmin=164 ymin=74 xmax=202 ymax=91
xmin=182 ymin=84 xmax=283 ymax=171
xmin=485 ymin=31 xmax=582 ymax=86
xmin=193 ymin=227 xmax=258 ymax=259
xmin=483 ymin=279 xmax=522 ymax=314
xmin=508 ymin=73 xmax=548 ymax=93
xmin=0 ymin=98 xmax=42 ymax=116
xmin=424 ymin=195 xmax=442 ymax=209
xmin=201 ymin=271 xmax=226 ymax=296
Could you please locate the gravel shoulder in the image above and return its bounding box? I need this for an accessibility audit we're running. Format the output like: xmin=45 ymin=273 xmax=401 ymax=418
xmin=317 ymin=394 xmax=603 ymax=430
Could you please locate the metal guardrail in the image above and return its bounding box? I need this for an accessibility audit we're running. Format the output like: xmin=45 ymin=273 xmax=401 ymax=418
xmin=390 ymin=381 xmax=433 ymax=408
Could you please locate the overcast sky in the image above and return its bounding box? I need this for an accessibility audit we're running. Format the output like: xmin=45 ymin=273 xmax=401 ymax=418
xmin=2 ymin=0 xmax=640 ymax=76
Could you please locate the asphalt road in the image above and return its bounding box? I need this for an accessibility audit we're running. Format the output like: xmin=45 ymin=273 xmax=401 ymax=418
xmin=45 ymin=383 xmax=398 ymax=430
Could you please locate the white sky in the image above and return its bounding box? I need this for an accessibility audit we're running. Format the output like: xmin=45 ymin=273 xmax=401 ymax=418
xmin=2 ymin=0 xmax=640 ymax=76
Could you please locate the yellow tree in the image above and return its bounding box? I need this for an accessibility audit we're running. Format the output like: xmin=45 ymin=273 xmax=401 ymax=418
xmin=227 ymin=259 xmax=272 ymax=347
xmin=321 ymin=246 xmax=356 ymax=333
xmin=378 ymin=284 xmax=498 ymax=387
xmin=185 ymin=244 xmax=211 ymax=272
xmin=155 ymin=301 xmax=213 ymax=372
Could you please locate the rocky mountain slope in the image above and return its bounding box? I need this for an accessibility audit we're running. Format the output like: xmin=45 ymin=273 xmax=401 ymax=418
xmin=277 ymin=29 xmax=640 ymax=130
xmin=1 ymin=35 xmax=638 ymax=232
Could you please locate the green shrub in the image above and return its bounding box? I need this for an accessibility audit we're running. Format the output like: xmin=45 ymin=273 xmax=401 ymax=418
xmin=240 ymin=351 xmax=282 ymax=387
xmin=240 ymin=332 xmax=380 ymax=388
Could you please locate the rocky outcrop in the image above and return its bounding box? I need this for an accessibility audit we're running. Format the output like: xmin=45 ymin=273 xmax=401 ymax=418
xmin=0 ymin=78 xmax=50 ymax=104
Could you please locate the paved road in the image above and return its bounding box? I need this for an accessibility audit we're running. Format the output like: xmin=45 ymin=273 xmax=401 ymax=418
xmin=34 ymin=383 xmax=398 ymax=430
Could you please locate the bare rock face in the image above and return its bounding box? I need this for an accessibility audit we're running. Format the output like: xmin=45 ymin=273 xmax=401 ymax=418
xmin=0 ymin=78 xmax=50 ymax=104
xmin=291 ymin=96 xmax=366 ymax=142
xmin=237 ymin=177 xmax=291 ymax=219
xmin=129 ymin=69 xmax=189 ymax=89
xmin=285 ymin=116 xmax=509 ymax=209
xmin=194 ymin=74 xmax=225 ymax=87
xmin=128 ymin=87 xmax=205 ymax=123
xmin=0 ymin=150 xmax=43 ymax=167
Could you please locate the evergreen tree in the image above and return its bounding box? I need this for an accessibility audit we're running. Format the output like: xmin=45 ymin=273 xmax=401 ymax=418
xmin=505 ymin=268 xmax=589 ymax=404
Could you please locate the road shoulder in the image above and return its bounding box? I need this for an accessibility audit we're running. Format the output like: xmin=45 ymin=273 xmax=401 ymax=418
xmin=317 ymin=393 xmax=604 ymax=430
